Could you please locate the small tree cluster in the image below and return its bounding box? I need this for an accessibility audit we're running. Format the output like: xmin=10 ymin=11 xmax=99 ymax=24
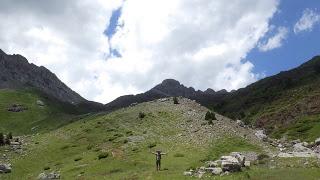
xmin=205 ymin=111 xmax=216 ymax=125
xmin=138 ymin=112 xmax=146 ymax=119
xmin=173 ymin=97 xmax=179 ymax=104
xmin=0 ymin=132 xmax=12 ymax=146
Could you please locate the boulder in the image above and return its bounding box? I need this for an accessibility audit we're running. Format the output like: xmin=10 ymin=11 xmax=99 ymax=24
xmin=293 ymin=143 xmax=312 ymax=153
xmin=0 ymin=163 xmax=11 ymax=173
xmin=236 ymin=120 xmax=245 ymax=127
xmin=221 ymin=161 xmax=241 ymax=172
xmin=37 ymin=171 xmax=60 ymax=179
xmin=230 ymin=152 xmax=245 ymax=166
xmin=255 ymin=130 xmax=267 ymax=141
xmin=211 ymin=167 xmax=223 ymax=175
xmin=291 ymin=139 xmax=301 ymax=145
xmin=206 ymin=161 xmax=218 ymax=167
xmin=220 ymin=156 xmax=241 ymax=172
xmin=244 ymin=161 xmax=251 ymax=167
xmin=183 ymin=171 xmax=192 ymax=176
xmin=315 ymin=137 xmax=320 ymax=146
xmin=37 ymin=100 xmax=45 ymax=106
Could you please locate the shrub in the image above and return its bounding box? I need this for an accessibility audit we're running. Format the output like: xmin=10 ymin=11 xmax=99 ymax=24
xmin=132 ymin=147 xmax=139 ymax=152
xmin=174 ymin=153 xmax=184 ymax=157
xmin=257 ymin=154 xmax=270 ymax=160
xmin=74 ymin=157 xmax=83 ymax=161
xmin=87 ymin=144 xmax=94 ymax=150
xmin=0 ymin=133 xmax=4 ymax=146
xmin=98 ymin=152 xmax=109 ymax=160
xmin=138 ymin=112 xmax=146 ymax=119
xmin=7 ymin=132 xmax=13 ymax=139
xmin=5 ymin=138 xmax=10 ymax=145
xmin=205 ymin=111 xmax=216 ymax=121
xmin=123 ymin=139 xmax=128 ymax=144
xmin=148 ymin=142 xmax=157 ymax=149
xmin=126 ymin=131 xmax=133 ymax=135
xmin=173 ymin=97 xmax=179 ymax=104
xmin=43 ymin=166 xmax=50 ymax=170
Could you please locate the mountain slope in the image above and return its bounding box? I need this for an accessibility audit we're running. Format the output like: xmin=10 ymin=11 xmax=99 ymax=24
xmin=0 ymin=88 xmax=86 ymax=135
xmin=0 ymin=49 xmax=104 ymax=112
xmin=211 ymin=56 xmax=320 ymax=140
xmin=0 ymin=49 xmax=86 ymax=105
xmin=105 ymin=56 xmax=320 ymax=141
xmin=2 ymin=97 xmax=320 ymax=179
xmin=2 ymin=98 xmax=271 ymax=179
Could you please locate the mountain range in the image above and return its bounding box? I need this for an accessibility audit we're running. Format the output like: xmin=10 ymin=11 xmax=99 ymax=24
xmin=1 ymin=49 xmax=320 ymax=139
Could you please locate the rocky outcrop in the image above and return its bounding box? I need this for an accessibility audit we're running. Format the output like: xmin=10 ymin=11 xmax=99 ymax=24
xmin=37 ymin=171 xmax=60 ymax=179
xmin=184 ymin=152 xmax=252 ymax=177
xmin=7 ymin=104 xmax=28 ymax=112
xmin=0 ymin=163 xmax=12 ymax=173
xmin=0 ymin=49 xmax=84 ymax=104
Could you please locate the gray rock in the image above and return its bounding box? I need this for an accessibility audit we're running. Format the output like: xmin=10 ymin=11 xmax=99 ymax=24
xmin=0 ymin=163 xmax=11 ymax=173
xmin=211 ymin=167 xmax=223 ymax=175
xmin=37 ymin=100 xmax=45 ymax=106
xmin=293 ymin=143 xmax=312 ymax=153
xmin=206 ymin=161 xmax=218 ymax=167
xmin=183 ymin=171 xmax=192 ymax=176
xmin=255 ymin=130 xmax=267 ymax=141
xmin=244 ymin=161 xmax=251 ymax=167
xmin=315 ymin=137 xmax=320 ymax=146
xmin=236 ymin=120 xmax=245 ymax=127
xmin=220 ymin=156 xmax=241 ymax=172
xmin=37 ymin=171 xmax=60 ymax=179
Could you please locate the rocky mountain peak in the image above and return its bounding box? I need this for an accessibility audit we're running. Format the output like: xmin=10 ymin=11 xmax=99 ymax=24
xmin=160 ymin=79 xmax=181 ymax=87
xmin=0 ymin=49 xmax=85 ymax=104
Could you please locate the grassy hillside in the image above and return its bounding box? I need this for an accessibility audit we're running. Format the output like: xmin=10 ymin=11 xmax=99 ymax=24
xmin=0 ymin=88 xmax=84 ymax=135
xmin=212 ymin=56 xmax=320 ymax=142
xmin=0 ymin=98 xmax=266 ymax=179
xmin=1 ymin=98 xmax=319 ymax=179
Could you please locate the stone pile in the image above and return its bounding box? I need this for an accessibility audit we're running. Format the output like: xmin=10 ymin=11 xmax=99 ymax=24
xmin=184 ymin=152 xmax=251 ymax=177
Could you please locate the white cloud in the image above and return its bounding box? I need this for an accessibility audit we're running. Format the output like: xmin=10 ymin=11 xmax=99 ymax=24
xmin=258 ymin=26 xmax=288 ymax=52
xmin=294 ymin=8 xmax=320 ymax=34
xmin=0 ymin=0 xmax=279 ymax=103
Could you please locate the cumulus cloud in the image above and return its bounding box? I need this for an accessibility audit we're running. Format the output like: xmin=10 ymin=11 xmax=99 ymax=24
xmin=0 ymin=0 xmax=279 ymax=103
xmin=294 ymin=8 xmax=320 ymax=34
xmin=258 ymin=26 xmax=288 ymax=52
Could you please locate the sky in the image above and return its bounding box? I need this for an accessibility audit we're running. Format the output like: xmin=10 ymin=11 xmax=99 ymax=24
xmin=0 ymin=0 xmax=319 ymax=103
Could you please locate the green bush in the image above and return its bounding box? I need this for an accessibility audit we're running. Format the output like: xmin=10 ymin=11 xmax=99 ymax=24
xmin=0 ymin=133 xmax=4 ymax=146
xmin=205 ymin=111 xmax=216 ymax=121
xmin=139 ymin=112 xmax=146 ymax=119
xmin=7 ymin=132 xmax=13 ymax=139
xmin=98 ymin=152 xmax=109 ymax=160
xmin=173 ymin=97 xmax=179 ymax=104
xmin=148 ymin=142 xmax=157 ymax=148
xmin=43 ymin=166 xmax=50 ymax=170
xmin=257 ymin=154 xmax=270 ymax=161
xmin=87 ymin=144 xmax=94 ymax=150
xmin=74 ymin=157 xmax=83 ymax=161
xmin=174 ymin=153 xmax=184 ymax=157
